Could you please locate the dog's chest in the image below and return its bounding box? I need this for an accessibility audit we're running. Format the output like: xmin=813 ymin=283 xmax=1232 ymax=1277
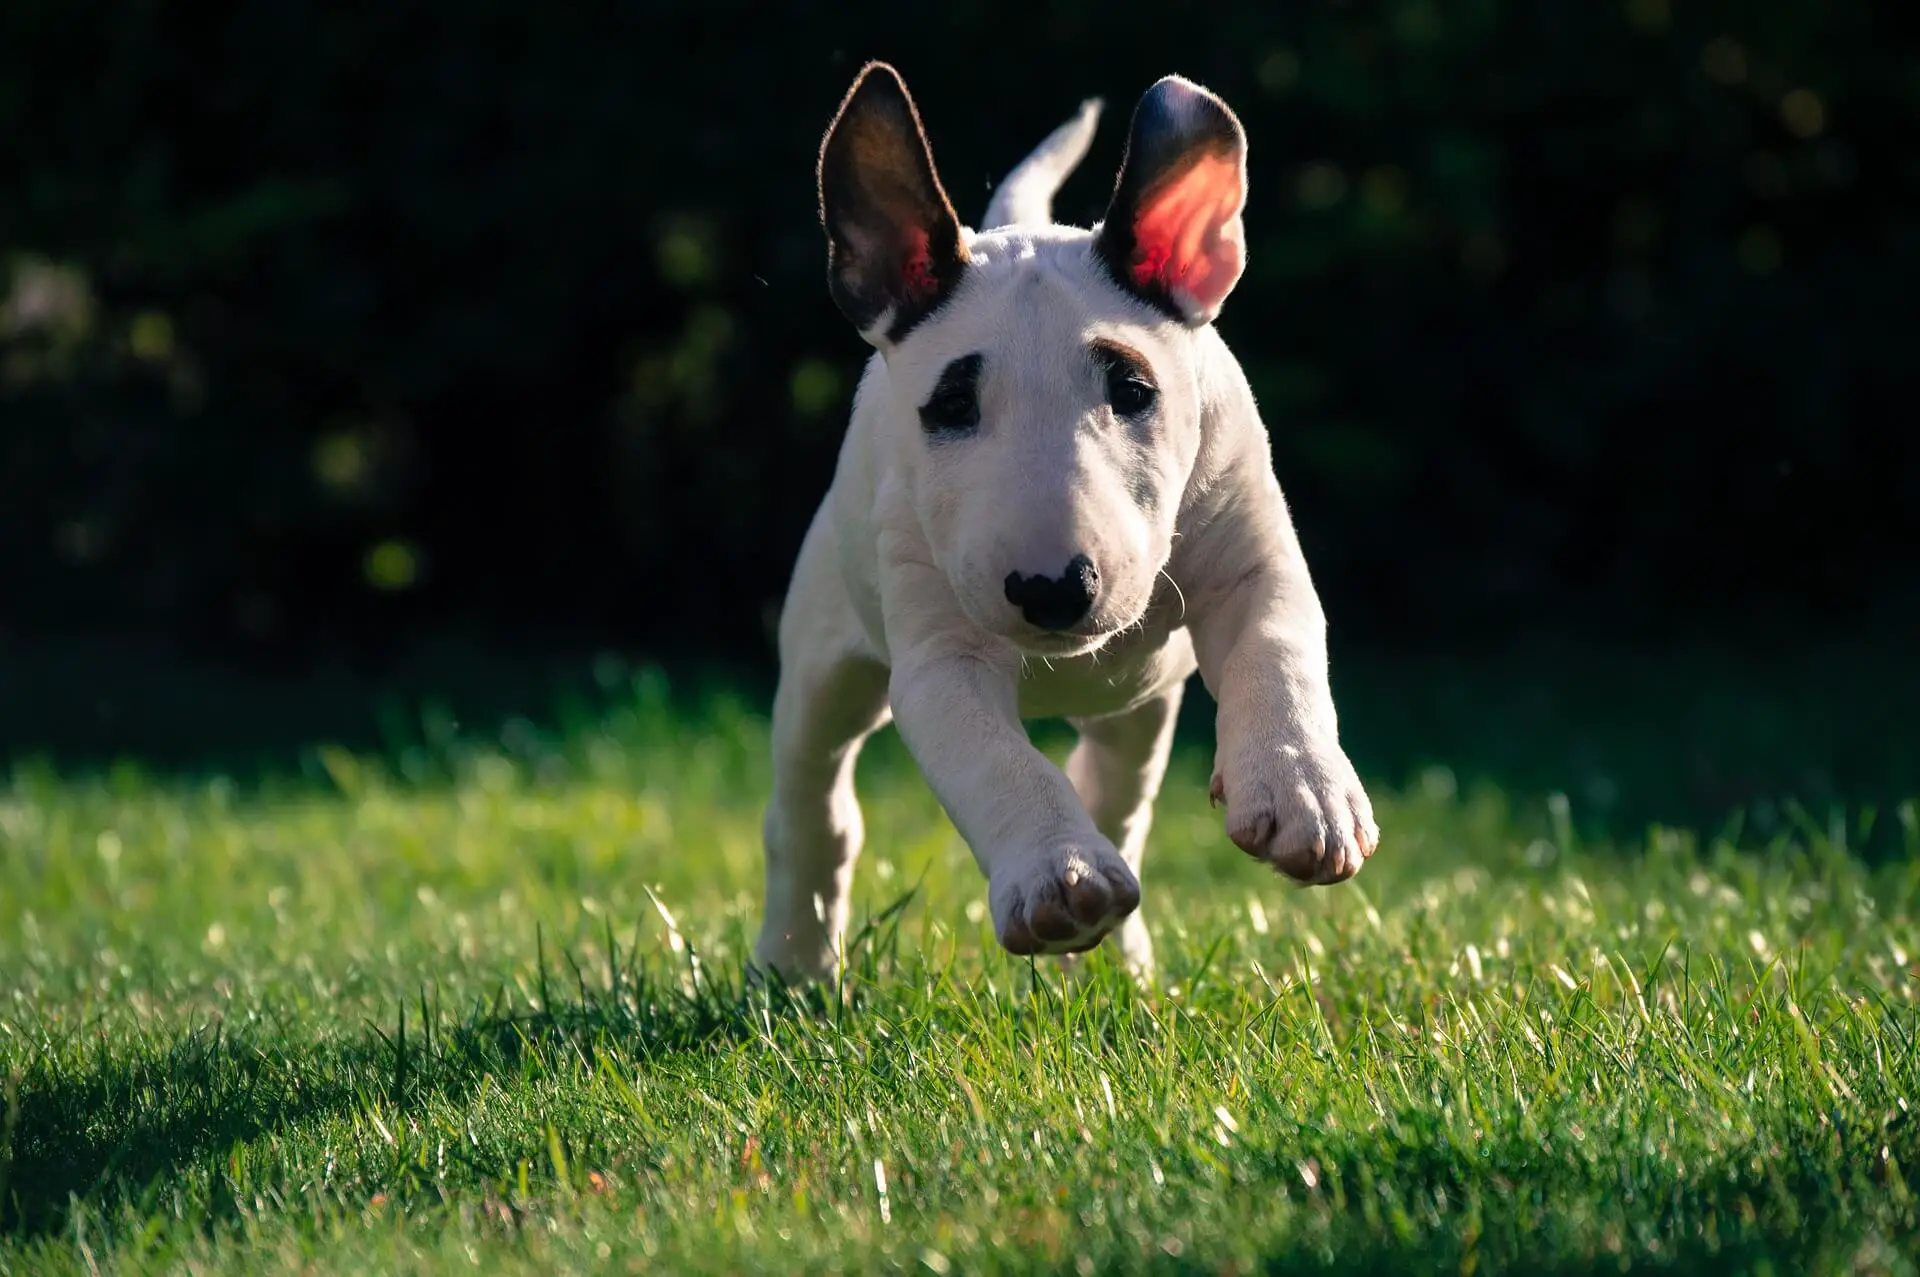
xmin=1013 ymin=619 xmax=1197 ymax=721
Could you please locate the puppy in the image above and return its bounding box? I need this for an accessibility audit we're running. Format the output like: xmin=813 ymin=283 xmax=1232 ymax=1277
xmin=753 ymin=63 xmax=1377 ymax=980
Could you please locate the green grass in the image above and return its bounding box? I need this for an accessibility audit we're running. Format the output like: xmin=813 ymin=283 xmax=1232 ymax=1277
xmin=2 ymin=669 xmax=1918 ymax=1274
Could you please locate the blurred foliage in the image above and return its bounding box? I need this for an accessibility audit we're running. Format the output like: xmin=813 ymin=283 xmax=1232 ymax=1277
xmin=0 ymin=0 xmax=1915 ymax=666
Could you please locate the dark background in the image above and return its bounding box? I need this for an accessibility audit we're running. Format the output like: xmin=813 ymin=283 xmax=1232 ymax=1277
xmin=1 ymin=0 xmax=1915 ymax=835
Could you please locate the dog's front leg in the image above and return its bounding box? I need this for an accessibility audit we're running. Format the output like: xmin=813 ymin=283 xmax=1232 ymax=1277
xmin=888 ymin=642 xmax=1142 ymax=954
xmin=1189 ymin=501 xmax=1379 ymax=884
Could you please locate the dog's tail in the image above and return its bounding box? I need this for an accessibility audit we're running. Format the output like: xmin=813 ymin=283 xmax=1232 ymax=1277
xmin=981 ymin=97 xmax=1104 ymax=230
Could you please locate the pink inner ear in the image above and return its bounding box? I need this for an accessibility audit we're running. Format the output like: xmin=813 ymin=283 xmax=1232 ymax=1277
xmin=900 ymin=227 xmax=940 ymax=300
xmin=1128 ymin=152 xmax=1245 ymax=318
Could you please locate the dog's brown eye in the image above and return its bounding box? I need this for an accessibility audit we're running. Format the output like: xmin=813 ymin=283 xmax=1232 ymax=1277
xmin=1107 ymin=368 xmax=1158 ymax=418
xmin=1092 ymin=342 xmax=1158 ymax=420
xmin=921 ymin=389 xmax=977 ymax=434
xmin=920 ymin=353 xmax=983 ymax=438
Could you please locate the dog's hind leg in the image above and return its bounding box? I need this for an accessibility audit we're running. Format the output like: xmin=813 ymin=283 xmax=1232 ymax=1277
xmin=752 ymin=519 xmax=892 ymax=984
xmin=1063 ymin=677 xmax=1186 ymax=977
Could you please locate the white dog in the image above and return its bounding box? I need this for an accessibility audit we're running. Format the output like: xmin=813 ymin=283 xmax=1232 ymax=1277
xmin=752 ymin=62 xmax=1378 ymax=981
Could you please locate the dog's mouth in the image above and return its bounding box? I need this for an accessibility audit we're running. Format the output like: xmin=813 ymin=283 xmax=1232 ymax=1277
xmin=1014 ymin=625 xmax=1122 ymax=659
xmin=1021 ymin=634 xmax=1099 ymax=657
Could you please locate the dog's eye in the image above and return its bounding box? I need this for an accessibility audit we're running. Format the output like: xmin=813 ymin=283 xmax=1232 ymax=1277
xmin=920 ymin=354 xmax=983 ymax=437
xmin=920 ymin=388 xmax=979 ymax=434
xmin=1106 ymin=367 xmax=1158 ymax=418
xmin=1092 ymin=342 xmax=1159 ymax=419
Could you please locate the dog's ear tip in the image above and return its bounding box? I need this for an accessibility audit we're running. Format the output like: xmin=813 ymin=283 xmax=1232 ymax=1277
xmin=827 ymin=62 xmax=933 ymax=147
xmin=822 ymin=64 xmax=919 ymax=169
xmin=844 ymin=61 xmax=914 ymax=107
xmin=1143 ymin=73 xmax=1211 ymax=99
xmin=1139 ymin=74 xmax=1194 ymax=107
xmin=1124 ymin=74 xmax=1247 ymax=166
xmin=1136 ymin=75 xmax=1243 ymax=129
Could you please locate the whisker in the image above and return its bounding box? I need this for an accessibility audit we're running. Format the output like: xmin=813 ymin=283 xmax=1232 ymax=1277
xmin=1159 ymin=567 xmax=1188 ymax=623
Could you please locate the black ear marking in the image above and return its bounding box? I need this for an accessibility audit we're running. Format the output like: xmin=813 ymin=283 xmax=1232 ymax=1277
xmin=817 ymin=62 xmax=969 ymax=343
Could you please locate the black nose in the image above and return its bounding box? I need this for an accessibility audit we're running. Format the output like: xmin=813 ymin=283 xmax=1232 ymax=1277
xmin=1003 ymin=554 xmax=1099 ymax=631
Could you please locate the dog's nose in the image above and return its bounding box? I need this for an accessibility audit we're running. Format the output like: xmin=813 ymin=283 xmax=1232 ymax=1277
xmin=1003 ymin=555 xmax=1099 ymax=631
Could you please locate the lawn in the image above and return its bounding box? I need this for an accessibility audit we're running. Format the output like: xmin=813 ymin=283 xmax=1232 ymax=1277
xmin=2 ymin=665 xmax=1917 ymax=1274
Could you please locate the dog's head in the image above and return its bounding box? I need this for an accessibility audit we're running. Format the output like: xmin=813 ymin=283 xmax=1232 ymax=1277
xmin=818 ymin=63 xmax=1248 ymax=656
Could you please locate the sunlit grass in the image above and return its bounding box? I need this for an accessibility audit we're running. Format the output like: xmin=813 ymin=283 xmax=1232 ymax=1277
xmin=2 ymin=672 xmax=1917 ymax=1274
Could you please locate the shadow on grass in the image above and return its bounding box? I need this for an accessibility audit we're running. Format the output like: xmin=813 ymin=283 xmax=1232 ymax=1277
xmin=5 ymin=957 xmax=1912 ymax=1272
xmin=0 ymin=960 xmax=779 ymax=1242
xmin=1 ymin=880 xmax=945 ymax=1245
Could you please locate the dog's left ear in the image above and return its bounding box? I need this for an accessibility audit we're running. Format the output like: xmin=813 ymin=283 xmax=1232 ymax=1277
xmin=818 ymin=62 xmax=969 ymax=344
xmin=1095 ymin=76 xmax=1248 ymax=326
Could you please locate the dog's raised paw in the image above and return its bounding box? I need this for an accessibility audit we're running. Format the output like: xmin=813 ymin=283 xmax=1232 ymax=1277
xmin=1212 ymin=739 xmax=1379 ymax=886
xmin=988 ymin=841 xmax=1140 ymax=956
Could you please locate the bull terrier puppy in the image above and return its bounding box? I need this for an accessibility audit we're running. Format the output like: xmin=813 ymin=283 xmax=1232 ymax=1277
xmin=753 ymin=62 xmax=1377 ymax=981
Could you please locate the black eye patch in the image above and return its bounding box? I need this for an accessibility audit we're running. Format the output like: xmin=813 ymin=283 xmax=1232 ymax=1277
xmin=1091 ymin=341 xmax=1159 ymax=419
xmin=919 ymin=352 xmax=983 ymax=438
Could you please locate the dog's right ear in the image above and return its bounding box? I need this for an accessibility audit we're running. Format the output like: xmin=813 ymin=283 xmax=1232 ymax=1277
xmin=818 ymin=62 xmax=969 ymax=344
xmin=1094 ymin=76 xmax=1248 ymax=326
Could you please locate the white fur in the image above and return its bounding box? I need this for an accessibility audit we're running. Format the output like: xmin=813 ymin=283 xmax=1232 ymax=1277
xmin=754 ymin=83 xmax=1378 ymax=983
xmin=982 ymin=98 xmax=1103 ymax=230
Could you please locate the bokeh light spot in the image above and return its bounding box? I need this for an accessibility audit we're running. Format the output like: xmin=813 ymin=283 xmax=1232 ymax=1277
xmin=1257 ymin=50 xmax=1300 ymax=94
xmin=1702 ymin=38 xmax=1746 ymax=86
xmin=657 ymin=224 xmax=713 ymax=290
xmin=365 ymin=540 xmax=421 ymax=592
xmin=1391 ymin=1 xmax=1441 ymax=47
xmin=313 ymin=434 xmax=368 ymax=492
xmin=1361 ymin=167 xmax=1410 ymax=218
xmin=790 ymin=359 xmax=843 ymax=419
xmin=56 ymin=519 xmax=106 ymax=563
xmin=1780 ymin=89 xmax=1826 ymax=140
xmin=129 ymin=312 xmax=174 ymax=363
xmin=1 ymin=255 xmax=93 ymax=339
xmin=1625 ymin=0 xmax=1669 ymax=35
xmin=1295 ymin=163 xmax=1349 ymax=210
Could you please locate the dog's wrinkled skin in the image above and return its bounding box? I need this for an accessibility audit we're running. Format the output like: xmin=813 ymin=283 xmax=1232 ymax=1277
xmin=753 ymin=62 xmax=1378 ymax=982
